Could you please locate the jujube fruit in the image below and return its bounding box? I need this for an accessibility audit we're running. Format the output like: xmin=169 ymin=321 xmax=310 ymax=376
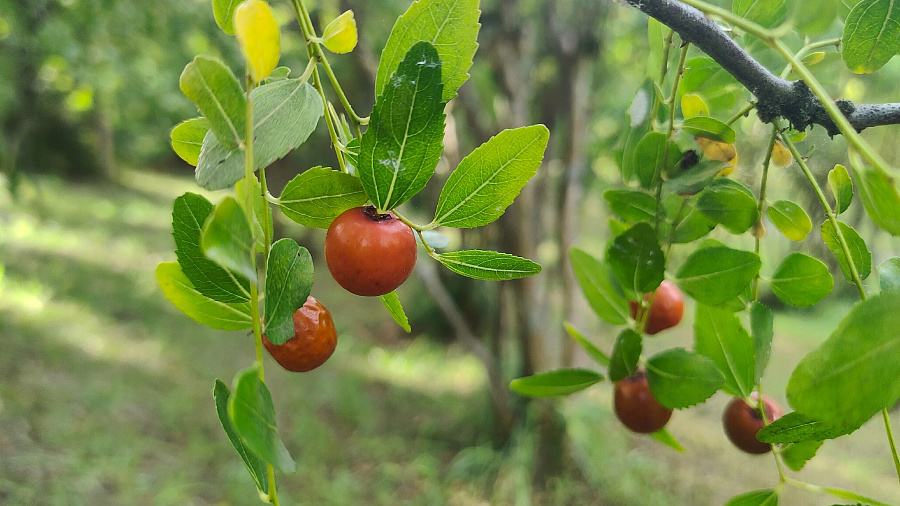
xmin=263 ymin=296 xmax=337 ymax=372
xmin=629 ymin=280 xmax=684 ymax=335
xmin=614 ymin=371 xmax=673 ymax=434
xmin=325 ymin=206 xmax=417 ymax=296
xmin=722 ymin=393 xmax=783 ymax=454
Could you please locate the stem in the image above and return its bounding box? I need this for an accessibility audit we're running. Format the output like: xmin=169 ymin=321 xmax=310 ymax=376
xmin=651 ymin=29 xmax=675 ymax=122
xmin=883 ymin=408 xmax=900 ymax=484
xmin=752 ymin=127 xmax=778 ymax=300
xmin=654 ymin=41 xmax=690 ymax=230
xmin=259 ymin=168 xmax=273 ymax=262
xmin=726 ymin=102 xmax=755 ymax=126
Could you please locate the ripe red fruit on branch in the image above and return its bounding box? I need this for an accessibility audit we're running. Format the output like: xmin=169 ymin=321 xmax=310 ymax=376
xmin=263 ymin=296 xmax=337 ymax=372
xmin=325 ymin=206 xmax=417 ymax=296
xmin=628 ymin=280 xmax=684 ymax=335
xmin=614 ymin=371 xmax=673 ymax=434
xmin=722 ymin=393 xmax=783 ymax=454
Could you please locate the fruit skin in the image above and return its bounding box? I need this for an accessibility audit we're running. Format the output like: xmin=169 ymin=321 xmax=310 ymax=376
xmin=614 ymin=371 xmax=673 ymax=434
xmin=325 ymin=206 xmax=417 ymax=296
xmin=628 ymin=280 xmax=684 ymax=335
xmin=722 ymin=393 xmax=783 ymax=454
xmin=263 ymin=296 xmax=337 ymax=372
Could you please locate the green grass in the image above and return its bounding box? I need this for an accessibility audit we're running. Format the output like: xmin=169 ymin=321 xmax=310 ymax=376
xmin=0 ymin=172 xmax=897 ymax=505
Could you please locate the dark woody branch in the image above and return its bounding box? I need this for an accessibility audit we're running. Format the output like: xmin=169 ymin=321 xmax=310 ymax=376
xmin=620 ymin=0 xmax=900 ymax=136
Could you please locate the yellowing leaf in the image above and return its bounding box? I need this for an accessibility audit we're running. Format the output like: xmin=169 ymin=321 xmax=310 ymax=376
xmin=322 ymin=10 xmax=358 ymax=54
xmin=801 ymin=51 xmax=825 ymax=66
xmin=234 ymin=0 xmax=280 ymax=82
xmin=772 ymin=140 xmax=793 ymax=168
xmin=696 ymin=136 xmax=736 ymax=163
xmin=681 ymin=93 xmax=709 ymax=118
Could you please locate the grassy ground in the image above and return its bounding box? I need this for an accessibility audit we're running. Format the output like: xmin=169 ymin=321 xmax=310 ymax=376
xmin=0 ymin=172 xmax=897 ymax=505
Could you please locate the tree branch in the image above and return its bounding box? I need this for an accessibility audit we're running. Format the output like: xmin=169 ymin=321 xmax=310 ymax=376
xmin=621 ymin=0 xmax=900 ymax=136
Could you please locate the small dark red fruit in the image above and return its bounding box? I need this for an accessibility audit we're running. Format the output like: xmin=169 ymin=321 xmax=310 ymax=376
xmin=628 ymin=280 xmax=684 ymax=335
xmin=614 ymin=371 xmax=673 ymax=434
xmin=262 ymin=296 xmax=337 ymax=372
xmin=325 ymin=206 xmax=417 ymax=296
xmin=722 ymin=393 xmax=783 ymax=454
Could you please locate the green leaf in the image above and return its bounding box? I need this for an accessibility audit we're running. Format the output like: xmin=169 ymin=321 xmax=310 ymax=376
xmin=645 ymin=348 xmax=724 ymax=409
xmin=380 ymin=291 xmax=411 ymax=333
xmin=235 ymin=175 xmax=273 ymax=253
xmin=633 ymin=131 xmax=680 ymax=189
xmin=670 ymin=202 xmax=718 ymax=243
xmin=179 ymin=56 xmax=246 ymax=149
xmin=603 ymin=189 xmax=657 ymax=222
xmin=693 ymin=304 xmax=755 ymax=398
xmin=212 ymin=0 xmax=242 ymax=34
xmin=786 ymin=293 xmax=900 ymax=429
xmin=263 ymin=239 xmax=314 ymax=345
xmin=196 ymin=78 xmax=323 ymax=190
xmin=171 ymin=118 xmax=210 ymax=166
xmin=781 ymin=440 xmax=824 ymax=471
xmin=680 ymin=116 xmax=736 ymax=143
xmin=213 ymin=380 xmax=268 ymax=494
xmin=756 ymin=412 xmax=856 ymax=443
xmin=201 ymin=197 xmax=256 ymax=280
xmin=569 ymin=248 xmax=629 ymax=325
xmin=828 ymin=164 xmax=853 ymax=215
xmin=607 ymin=223 xmax=665 ymax=299
xmin=679 ymin=57 xmax=740 ymax=111
xmin=609 ymin=329 xmax=642 ymax=382
xmin=664 ymin=160 xmax=726 ymax=197
xmin=509 ymin=369 xmax=604 ymax=398
xmin=360 ymin=42 xmax=445 ymax=211
xmin=172 ymin=193 xmax=250 ymax=303
xmin=769 ymin=253 xmax=834 ymax=307
xmin=375 ymin=0 xmax=479 ymax=103
xmin=435 ymin=250 xmax=541 ymax=280
xmin=563 ymin=322 xmax=610 ymax=367
xmin=675 ymin=246 xmax=761 ymax=305
xmin=820 ymin=220 xmax=871 ymax=282
xmin=156 ymin=262 xmax=252 ymax=330
xmin=822 ymin=487 xmax=893 ymax=506
xmin=850 ymin=163 xmax=900 ymax=235
xmin=278 ymin=167 xmax=368 ymax=228
xmin=230 ymin=365 xmax=296 ymax=474
xmin=877 ymin=257 xmax=900 ymax=293
xmin=431 ymin=125 xmax=549 ymax=228
xmin=733 ymin=0 xmax=788 ymax=26
xmin=648 ymin=427 xmax=685 ymax=452
xmin=266 ymin=66 xmax=291 ymax=83
xmin=749 ymin=302 xmax=773 ymax=383
xmin=723 ymin=489 xmax=779 ymax=506
xmin=842 ymin=0 xmax=900 ymax=73
xmin=767 ymin=200 xmax=812 ymax=241
xmin=696 ymin=179 xmax=759 ymax=234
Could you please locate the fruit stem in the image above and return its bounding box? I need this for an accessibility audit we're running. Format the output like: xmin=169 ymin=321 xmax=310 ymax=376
xmin=751 ymin=126 xmax=777 ymax=301
xmin=882 ymin=408 xmax=900 ymax=485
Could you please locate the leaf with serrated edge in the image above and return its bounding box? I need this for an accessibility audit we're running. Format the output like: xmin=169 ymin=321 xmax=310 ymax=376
xmin=156 ymin=262 xmax=252 ymax=330
xmin=723 ymin=489 xmax=779 ymax=506
xmin=263 ymin=239 xmax=314 ymax=345
xmin=769 ymin=253 xmax=833 ymax=307
xmin=781 ymin=440 xmax=823 ymax=471
xmin=380 ymin=291 xmax=411 ymax=333
xmin=213 ymin=380 xmax=268 ymax=494
xmin=564 ymin=322 xmax=610 ymax=366
xmin=756 ymin=411 xmax=856 ymax=443
xmin=509 ymin=369 xmax=603 ymax=398
xmin=607 ymin=222 xmax=665 ymax=299
xmin=675 ymin=246 xmax=760 ymax=305
xmin=569 ymin=247 xmax=629 ymax=325
xmin=278 ymin=167 xmax=368 ymax=228
xmin=604 ymin=189 xmax=657 ymax=222
xmin=694 ymin=304 xmax=755 ymax=398
xmin=645 ymin=348 xmax=724 ymax=409
xmin=179 ymin=56 xmax=246 ymax=149
xmin=435 ymin=250 xmax=541 ymax=281
xmin=229 ymin=365 xmax=296 ymax=474
xmin=432 ymin=125 xmax=549 ymax=228
xmin=171 ymin=118 xmax=209 ymax=166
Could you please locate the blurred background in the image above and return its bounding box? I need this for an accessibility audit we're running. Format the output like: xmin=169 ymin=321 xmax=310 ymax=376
xmin=1 ymin=0 xmax=899 ymax=504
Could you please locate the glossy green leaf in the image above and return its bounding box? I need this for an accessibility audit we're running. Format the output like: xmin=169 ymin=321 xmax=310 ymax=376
xmin=781 ymin=441 xmax=823 ymax=471
xmin=756 ymin=412 xmax=856 ymax=443
xmin=787 ymin=293 xmax=900 ymax=429
xmin=263 ymin=239 xmax=314 ymax=345
xmin=230 ymin=365 xmax=296 ymax=474
xmin=734 ymin=0 xmax=787 ymax=26
xmin=723 ymin=489 xmax=778 ymax=506
xmin=877 ymin=257 xmax=900 ymax=293
xmin=509 ymin=369 xmax=603 ymax=398
xmin=431 ymin=125 xmax=549 ymax=228
xmin=212 ymin=0 xmax=242 ymax=34
xmin=196 ymin=78 xmax=323 ymax=190
xmin=769 ymin=253 xmax=833 ymax=307
xmin=820 ymin=220 xmax=871 ymax=282
xmin=694 ymin=304 xmax=755 ymax=398
xmin=213 ymin=380 xmax=268 ymax=494
xmin=670 ymin=203 xmax=718 ymax=243
xmin=360 ymin=42 xmax=445 ymax=211
xmin=749 ymin=302 xmax=773 ymax=383
xmin=564 ymin=322 xmax=610 ymax=367
xmin=179 ymin=56 xmax=246 ymax=149
xmin=156 ymin=262 xmax=252 ymax=330
xmin=278 ymin=167 xmax=368 ymax=228
xmin=172 ymin=193 xmax=250 ymax=303
xmin=850 ymin=163 xmax=900 ymax=235
xmin=380 ymin=291 xmax=411 ymax=333
xmin=664 ymin=160 xmax=725 ymax=197
xmin=375 ymin=0 xmax=479 ymax=102
xmin=696 ymin=179 xmax=759 ymax=234
xmin=646 ymin=348 xmax=724 ymax=409
xmin=842 ymin=0 xmax=900 ymax=73
xmin=648 ymin=428 xmax=685 ymax=452
xmin=609 ymin=329 xmax=642 ymax=382
xmin=681 ymin=116 xmax=736 ymax=143
xmin=235 ymin=175 xmax=273 ymax=254
xmin=607 ymin=223 xmax=665 ymax=299
xmin=678 ymin=57 xmax=740 ymax=111
xmin=828 ymin=164 xmax=853 ymax=215
xmin=633 ymin=131 xmax=680 ymax=189
xmin=201 ymin=197 xmax=255 ymax=280
xmin=569 ymin=248 xmax=629 ymax=325
xmin=603 ymin=189 xmax=657 ymax=222
xmin=675 ymin=246 xmax=761 ymax=305
xmin=767 ymin=200 xmax=812 ymax=241
xmin=171 ymin=118 xmax=209 ymax=166
xmin=435 ymin=250 xmax=541 ymax=280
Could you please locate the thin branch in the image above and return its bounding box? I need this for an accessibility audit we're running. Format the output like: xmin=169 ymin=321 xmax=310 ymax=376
xmin=621 ymin=0 xmax=900 ymax=136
